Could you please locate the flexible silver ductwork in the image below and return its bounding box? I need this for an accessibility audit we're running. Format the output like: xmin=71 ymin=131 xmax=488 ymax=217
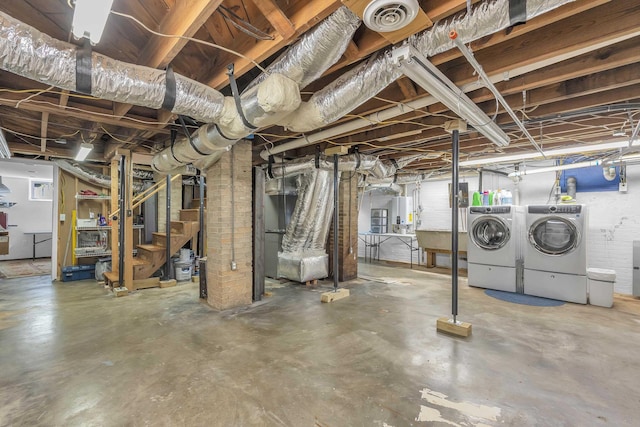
xmin=54 ymin=159 xmax=145 ymax=193
xmin=260 ymin=0 xmax=575 ymax=159
xmin=0 ymin=7 xmax=361 ymax=173
xmin=266 ymin=153 xmax=426 ymax=180
xmin=278 ymin=169 xmax=336 ymax=282
xmin=282 ymin=52 xmax=403 ymax=132
xmin=154 ymin=6 xmax=361 ymax=172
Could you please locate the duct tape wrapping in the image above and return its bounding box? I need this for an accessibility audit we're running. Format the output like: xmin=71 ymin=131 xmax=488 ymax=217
xmin=283 ymin=53 xmax=403 ymax=132
xmin=411 ymin=0 xmax=574 ymax=58
xmin=246 ymin=6 xmax=361 ymax=90
xmin=277 ymin=251 xmax=328 ymax=282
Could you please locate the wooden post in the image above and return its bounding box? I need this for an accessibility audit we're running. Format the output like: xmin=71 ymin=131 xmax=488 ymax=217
xmin=123 ymin=150 xmax=134 ymax=290
xmin=110 ymin=158 xmax=119 ymax=268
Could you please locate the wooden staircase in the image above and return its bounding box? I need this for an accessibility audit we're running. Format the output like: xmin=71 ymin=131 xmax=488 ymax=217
xmin=104 ymin=208 xmax=202 ymax=288
xmin=133 ymin=209 xmax=201 ymax=280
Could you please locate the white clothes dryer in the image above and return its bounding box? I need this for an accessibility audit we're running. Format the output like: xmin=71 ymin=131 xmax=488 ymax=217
xmin=523 ymin=204 xmax=588 ymax=303
xmin=467 ymin=205 xmax=525 ymax=293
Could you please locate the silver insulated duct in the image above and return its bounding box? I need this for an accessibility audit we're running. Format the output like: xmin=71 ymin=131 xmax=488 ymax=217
xmin=260 ymin=0 xmax=575 ymax=159
xmin=278 ymin=169 xmax=336 ymax=282
xmin=0 ymin=7 xmax=361 ymax=173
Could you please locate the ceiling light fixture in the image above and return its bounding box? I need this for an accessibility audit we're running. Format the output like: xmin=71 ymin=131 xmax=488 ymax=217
xmin=74 ymin=143 xmax=93 ymax=161
xmin=72 ymin=0 xmax=114 ymax=45
xmin=508 ymin=160 xmax=602 ymax=177
xmin=391 ymin=45 xmax=510 ymax=148
xmin=0 ymin=129 xmax=10 ymax=159
xmin=460 ymin=139 xmax=639 ymax=167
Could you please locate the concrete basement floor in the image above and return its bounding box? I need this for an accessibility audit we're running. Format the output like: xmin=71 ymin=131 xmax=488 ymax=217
xmin=1 ymin=263 xmax=639 ymax=426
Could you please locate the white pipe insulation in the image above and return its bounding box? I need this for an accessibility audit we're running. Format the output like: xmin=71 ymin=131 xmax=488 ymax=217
xmin=259 ymin=0 xmax=575 ymax=160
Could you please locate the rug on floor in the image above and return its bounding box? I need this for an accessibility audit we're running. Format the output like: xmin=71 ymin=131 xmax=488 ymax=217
xmin=485 ymin=289 xmax=565 ymax=306
xmin=0 ymin=259 xmax=51 ymax=279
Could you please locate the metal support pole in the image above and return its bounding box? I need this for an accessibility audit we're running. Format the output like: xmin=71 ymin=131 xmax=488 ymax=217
xmin=451 ymin=129 xmax=460 ymax=322
xmin=164 ymin=174 xmax=173 ymax=280
xmin=198 ymin=174 xmax=205 ymax=257
xmin=118 ymin=155 xmax=126 ymax=287
xmin=333 ymin=154 xmax=339 ymax=292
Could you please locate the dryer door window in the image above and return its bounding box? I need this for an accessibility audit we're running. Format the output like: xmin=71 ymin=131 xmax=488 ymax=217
xmin=470 ymin=217 xmax=511 ymax=250
xmin=529 ymin=217 xmax=579 ymax=255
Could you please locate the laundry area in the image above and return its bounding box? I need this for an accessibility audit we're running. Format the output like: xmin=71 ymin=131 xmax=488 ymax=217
xmin=0 ymin=0 xmax=640 ymax=426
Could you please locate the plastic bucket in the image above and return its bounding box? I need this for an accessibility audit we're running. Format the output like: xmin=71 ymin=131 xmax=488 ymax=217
xmin=174 ymin=260 xmax=192 ymax=281
xmin=179 ymin=248 xmax=191 ymax=262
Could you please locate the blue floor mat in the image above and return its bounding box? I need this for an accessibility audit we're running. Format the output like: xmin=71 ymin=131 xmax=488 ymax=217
xmin=484 ymin=289 xmax=565 ymax=306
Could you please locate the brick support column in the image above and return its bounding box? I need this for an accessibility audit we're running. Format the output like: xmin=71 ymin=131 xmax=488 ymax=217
xmin=328 ymin=170 xmax=359 ymax=281
xmin=205 ymin=141 xmax=253 ymax=310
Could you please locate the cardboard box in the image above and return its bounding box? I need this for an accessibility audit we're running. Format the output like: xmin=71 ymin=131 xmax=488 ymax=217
xmin=0 ymin=232 xmax=8 ymax=255
xmin=77 ymin=218 xmax=97 ymax=227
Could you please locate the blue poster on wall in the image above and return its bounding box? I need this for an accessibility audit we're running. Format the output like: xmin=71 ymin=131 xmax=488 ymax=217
xmin=559 ymin=157 xmax=619 ymax=192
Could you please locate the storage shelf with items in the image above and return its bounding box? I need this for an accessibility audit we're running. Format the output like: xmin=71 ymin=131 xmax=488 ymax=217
xmin=74 ymin=193 xmax=112 ymax=259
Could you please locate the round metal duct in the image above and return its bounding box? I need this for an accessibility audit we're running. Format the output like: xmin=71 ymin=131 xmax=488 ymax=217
xmin=363 ymin=0 xmax=419 ymax=33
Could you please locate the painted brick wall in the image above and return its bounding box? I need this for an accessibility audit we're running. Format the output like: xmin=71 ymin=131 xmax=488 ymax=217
xmin=357 ymin=165 xmax=639 ymax=294
xmin=205 ymin=141 xmax=253 ymax=310
xmin=155 ymin=172 xmax=182 ymax=232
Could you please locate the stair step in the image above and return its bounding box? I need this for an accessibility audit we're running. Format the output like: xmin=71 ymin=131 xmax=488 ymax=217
xmin=180 ymin=209 xmax=203 ymax=222
xmin=170 ymin=220 xmax=192 ymax=235
xmin=190 ymin=198 xmax=207 ymax=209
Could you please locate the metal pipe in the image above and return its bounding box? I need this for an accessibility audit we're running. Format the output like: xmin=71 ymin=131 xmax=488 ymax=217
xmin=451 ymin=129 xmax=459 ymax=322
xmin=198 ymin=174 xmax=205 ymax=258
xmin=333 ymin=154 xmax=339 ymax=292
xmin=165 ymin=174 xmax=172 ymax=280
xmin=450 ymin=32 xmax=545 ymax=156
xmin=118 ymin=156 xmax=125 ymax=287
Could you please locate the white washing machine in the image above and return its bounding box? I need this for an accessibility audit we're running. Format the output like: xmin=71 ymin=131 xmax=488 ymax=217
xmin=524 ymin=204 xmax=588 ymax=304
xmin=467 ymin=205 xmax=525 ymax=293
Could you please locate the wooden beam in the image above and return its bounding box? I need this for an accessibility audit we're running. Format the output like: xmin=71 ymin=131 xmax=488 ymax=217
xmin=343 ymin=40 xmax=359 ymax=60
xmin=396 ymin=77 xmax=418 ymax=99
xmin=248 ymin=0 xmax=296 ymax=39
xmin=111 ymin=0 xmax=223 ymax=119
xmin=0 ymin=94 xmax=171 ymax=134
xmin=205 ymin=0 xmax=342 ymax=89
xmin=139 ymin=0 xmax=223 ymax=69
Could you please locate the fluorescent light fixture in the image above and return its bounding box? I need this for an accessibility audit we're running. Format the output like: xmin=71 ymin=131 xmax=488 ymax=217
xmin=72 ymin=0 xmax=114 ymax=45
xmin=460 ymin=139 xmax=639 ymax=167
xmin=377 ymin=129 xmax=423 ymax=142
xmin=508 ymin=160 xmax=602 ymax=177
xmin=0 ymin=129 xmax=10 ymax=159
xmin=391 ymin=45 xmax=510 ymax=147
xmin=74 ymin=143 xmax=93 ymax=161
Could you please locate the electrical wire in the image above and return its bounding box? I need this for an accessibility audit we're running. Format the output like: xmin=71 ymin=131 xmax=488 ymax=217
xmin=217 ymin=5 xmax=274 ymax=40
xmin=110 ymin=10 xmax=268 ymax=73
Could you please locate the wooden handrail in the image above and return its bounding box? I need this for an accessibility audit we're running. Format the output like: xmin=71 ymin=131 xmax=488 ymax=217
xmin=111 ymin=174 xmax=181 ymax=217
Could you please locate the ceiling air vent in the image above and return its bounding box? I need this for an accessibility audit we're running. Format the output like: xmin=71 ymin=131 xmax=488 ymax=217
xmin=363 ymin=0 xmax=420 ymax=33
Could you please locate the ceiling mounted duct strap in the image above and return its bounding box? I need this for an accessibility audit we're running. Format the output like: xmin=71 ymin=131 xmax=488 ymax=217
xmin=178 ymin=115 xmax=207 ymax=156
xmin=315 ymin=146 xmax=321 ymax=169
xmin=354 ymin=146 xmax=361 ymax=170
xmin=75 ymin=39 xmax=92 ymax=94
xmin=509 ymin=0 xmax=527 ymax=25
xmin=267 ymin=155 xmax=275 ymax=179
xmin=161 ymin=65 xmax=176 ymax=111
xmin=170 ymin=130 xmax=180 ymax=163
xmin=227 ymin=64 xmax=257 ymax=130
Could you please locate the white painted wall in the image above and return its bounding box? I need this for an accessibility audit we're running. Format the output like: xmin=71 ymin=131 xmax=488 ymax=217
xmin=358 ymin=164 xmax=640 ymax=294
xmin=0 ymin=176 xmax=54 ymax=260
